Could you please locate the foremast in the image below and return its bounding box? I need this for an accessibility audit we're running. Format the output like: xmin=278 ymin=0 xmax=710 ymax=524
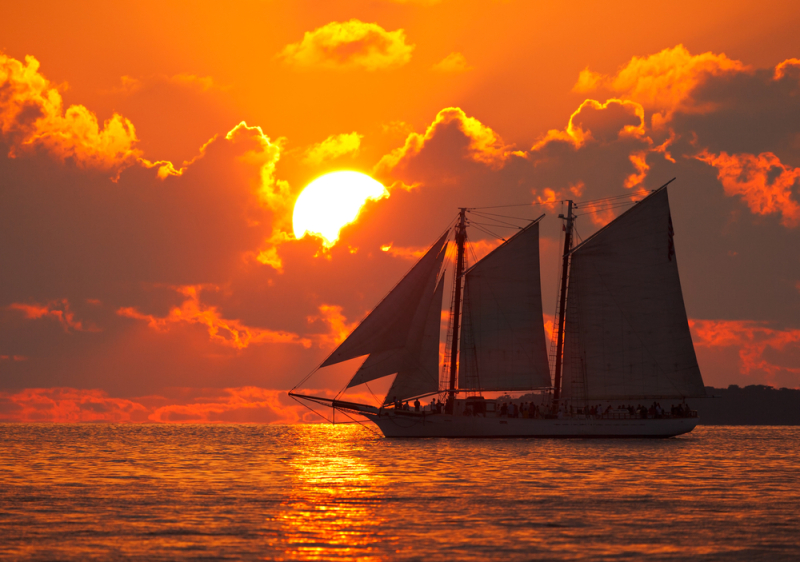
xmin=446 ymin=208 xmax=468 ymax=414
xmin=552 ymin=200 xmax=574 ymax=409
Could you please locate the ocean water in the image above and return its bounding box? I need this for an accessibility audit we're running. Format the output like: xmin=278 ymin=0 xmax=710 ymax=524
xmin=1 ymin=425 xmax=799 ymax=561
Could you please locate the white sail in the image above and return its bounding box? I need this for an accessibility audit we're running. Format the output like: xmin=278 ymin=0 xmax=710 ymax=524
xmin=321 ymin=230 xmax=449 ymax=368
xmin=383 ymin=275 xmax=445 ymax=403
xmin=561 ymin=187 xmax=706 ymax=402
xmin=458 ymin=221 xmax=552 ymax=391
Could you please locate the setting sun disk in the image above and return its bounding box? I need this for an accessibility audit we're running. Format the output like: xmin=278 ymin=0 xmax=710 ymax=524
xmin=293 ymin=171 xmax=388 ymax=248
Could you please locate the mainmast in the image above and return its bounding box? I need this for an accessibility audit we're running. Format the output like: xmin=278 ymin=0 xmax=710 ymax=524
xmin=552 ymin=200 xmax=574 ymax=409
xmin=446 ymin=208 xmax=468 ymax=414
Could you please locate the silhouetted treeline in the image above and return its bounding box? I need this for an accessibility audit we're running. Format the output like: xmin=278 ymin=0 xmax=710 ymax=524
xmin=696 ymin=385 xmax=800 ymax=425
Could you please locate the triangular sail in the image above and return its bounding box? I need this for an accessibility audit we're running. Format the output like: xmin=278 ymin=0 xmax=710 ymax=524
xmin=321 ymin=230 xmax=449 ymax=368
xmin=458 ymin=221 xmax=552 ymax=391
xmin=384 ymin=274 xmax=445 ymax=404
xmin=561 ymin=187 xmax=706 ymax=402
xmin=346 ymin=243 xmax=447 ymax=388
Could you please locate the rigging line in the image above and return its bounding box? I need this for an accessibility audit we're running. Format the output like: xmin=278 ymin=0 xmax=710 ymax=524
xmin=576 ymin=199 xmax=642 ymax=210
xmin=469 ymin=219 xmax=523 ymax=230
xmin=574 ymin=202 xmax=639 ymax=216
xmin=573 ymin=223 xmax=583 ymax=244
xmin=575 ymin=204 xmax=638 ymax=214
xmin=289 ymin=393 xmax=335 ymax=424
xmin=470 ymin=211 xmax=541 ymax=222
xmin=363 ymin=380 xmax=384 ymax=407
xmin=470 ymin=223 xmax=506 ymax=241
xmin=575 ymin=193 xmax=643 ymax=205
xmin=470 ymin=202 xmax=542 ymax=209
xmin=469 ymin=210 xmax=532 ymax=222
xmin=469 ymin=215 xmax=526 ymax=228
xmin=335 ymin=407 xmax=382 ymax=436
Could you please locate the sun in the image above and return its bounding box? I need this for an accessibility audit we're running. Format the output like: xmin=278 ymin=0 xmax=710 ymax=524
xmin=293 ymin=171 xmax=388 ymax=248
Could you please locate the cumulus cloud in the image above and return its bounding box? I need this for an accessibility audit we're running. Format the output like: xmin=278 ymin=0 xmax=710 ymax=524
xmin=117 ymin=285 xmax=311 ymax=349
xmin=303 ymin=132 xmax=363 ymax=165
xmin=0 ymin=53 xmax=140 ymax=172
xmin=377 ymin=107 xmax=517 ymax=178
xmin=225 ymin=121 xmax=297 ymax=271
xmin=278 ymin=20 xmax=414 ymax=71
xmin=574 ymin=44 xmax=748 ymax=124
xmin=695 ymin=150 xmax=800 ymax=228
xmin=0 ymin=52 xmax=212 ymax=181
xmin=532 ymin=98 xmax=646 ymax=150
xmin=431 ymin=52 xmax=473 ymax=73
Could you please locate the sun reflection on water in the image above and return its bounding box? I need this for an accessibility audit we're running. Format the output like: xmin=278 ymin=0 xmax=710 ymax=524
xmin=277 ymin=424 xmax=391 ymax=561
xmin=2 ymin=425 xmax=800 ymax=560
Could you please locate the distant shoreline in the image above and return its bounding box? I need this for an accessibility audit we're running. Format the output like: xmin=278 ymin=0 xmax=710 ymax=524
xmin=697 ymin=385 xmax=800 ymax=425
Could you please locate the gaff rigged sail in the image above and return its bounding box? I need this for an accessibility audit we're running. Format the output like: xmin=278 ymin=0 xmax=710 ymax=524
xmin=458 ymin=220 xmax=552 ymax=391
xmin=561 ymin=187 xmax=706 ymax=402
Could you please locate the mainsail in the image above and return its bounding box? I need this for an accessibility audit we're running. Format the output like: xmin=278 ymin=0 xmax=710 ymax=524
xmin=560 ymin=187 xmax=706 ymax=402
xmin=458 ymin=220 xmax=552 ymax=391
xmin=321 ymin=230 xmax=449 ymax=368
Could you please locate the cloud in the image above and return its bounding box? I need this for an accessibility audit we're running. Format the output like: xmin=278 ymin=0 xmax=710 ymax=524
xmin=307 ymin=305 xmax=357 ymax=349
xmin=431 ymin=52 xmax=473 ymax=73
xmin=108 ymin=73 xmax=219 ymax=95
xmin=278 ymin=20 xmax=414 ymax=71
xmin=379 ymin=243 xmax=428 ymax=260
xmin=532 ymin=99 xmax=646 ymax=150
xmin=225 ymin=121 xmax=296 ymax=271
xmin=168 ymin=73 xmax=217 ymax=92
xmin=0 ymin=388 xmax=150 ymax=422
xmin=0 ymin=53 xmax=141 ymax=173
xmin=146 ymin=387 xmax=311 ymax=423
xmin=691 ymin=319 xmax=800 ymax=386
xmin=0 ymin=52 xmax=211 ymax=181
xmin=117 ymin=285 xmax=311 ymax=349
xmin=7 ymin=298 xmax=95 ymax=332
xmin=695 ymin=150 xmax=800 ymax=228
xmin=774 ymin=58 xmax=800 ymax=80
xmin=303 ymin=132 xmax=363 ymax=165
xmin=0 ymin=387 xmax=326 ymax=423
xmin=574 ymin=44 xmax=748 ymax=123
xmin=377 ymin=107 xmax=516 ymax=178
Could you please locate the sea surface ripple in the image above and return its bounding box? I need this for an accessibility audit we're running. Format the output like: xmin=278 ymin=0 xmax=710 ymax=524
xmin=1 ymin=425 xmax=799 ymax=561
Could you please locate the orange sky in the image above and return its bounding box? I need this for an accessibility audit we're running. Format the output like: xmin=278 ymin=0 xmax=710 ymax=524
xmin=1 ymin=0 xmax=799 ymax=422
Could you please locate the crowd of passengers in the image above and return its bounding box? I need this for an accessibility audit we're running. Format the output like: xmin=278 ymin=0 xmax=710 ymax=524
xmin=569 ymin=402 xmax=694 ymax=419
xmin=389 ymin=397 xmax=694 ymax=419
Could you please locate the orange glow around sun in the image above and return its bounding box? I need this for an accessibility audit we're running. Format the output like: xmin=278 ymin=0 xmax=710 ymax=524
xmin=292 ymin=171 xmax=388 ymax=248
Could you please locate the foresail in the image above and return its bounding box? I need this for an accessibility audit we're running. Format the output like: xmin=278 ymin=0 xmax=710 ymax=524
xmin=321 ymin=230 xmax=449 ymax=368
xmin=561 ymin=187 xmax=706 ymax=402
xmin=458 ymin=221 xmax=552 ymax=391
xmin=345 ymin=240 xmax=447 ymax=388
xmin=383 ymin=274 xmax=445 ymax=404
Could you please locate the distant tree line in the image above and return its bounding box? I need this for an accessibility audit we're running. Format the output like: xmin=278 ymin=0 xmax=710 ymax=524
xmin=697 ymin=386 xmax=800 ymax=425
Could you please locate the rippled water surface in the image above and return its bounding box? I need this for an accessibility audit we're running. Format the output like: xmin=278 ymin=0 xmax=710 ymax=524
xmin=1 ymin=425 xmax=799 ymax=561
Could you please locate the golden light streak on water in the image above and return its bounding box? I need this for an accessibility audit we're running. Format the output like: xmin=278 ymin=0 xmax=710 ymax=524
xmin=1 ymin=424 xmax=799 ymax=560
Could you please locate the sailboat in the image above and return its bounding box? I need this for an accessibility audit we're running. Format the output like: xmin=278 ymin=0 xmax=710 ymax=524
xmin=290 ymin=181 xmax=707 ymax=437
